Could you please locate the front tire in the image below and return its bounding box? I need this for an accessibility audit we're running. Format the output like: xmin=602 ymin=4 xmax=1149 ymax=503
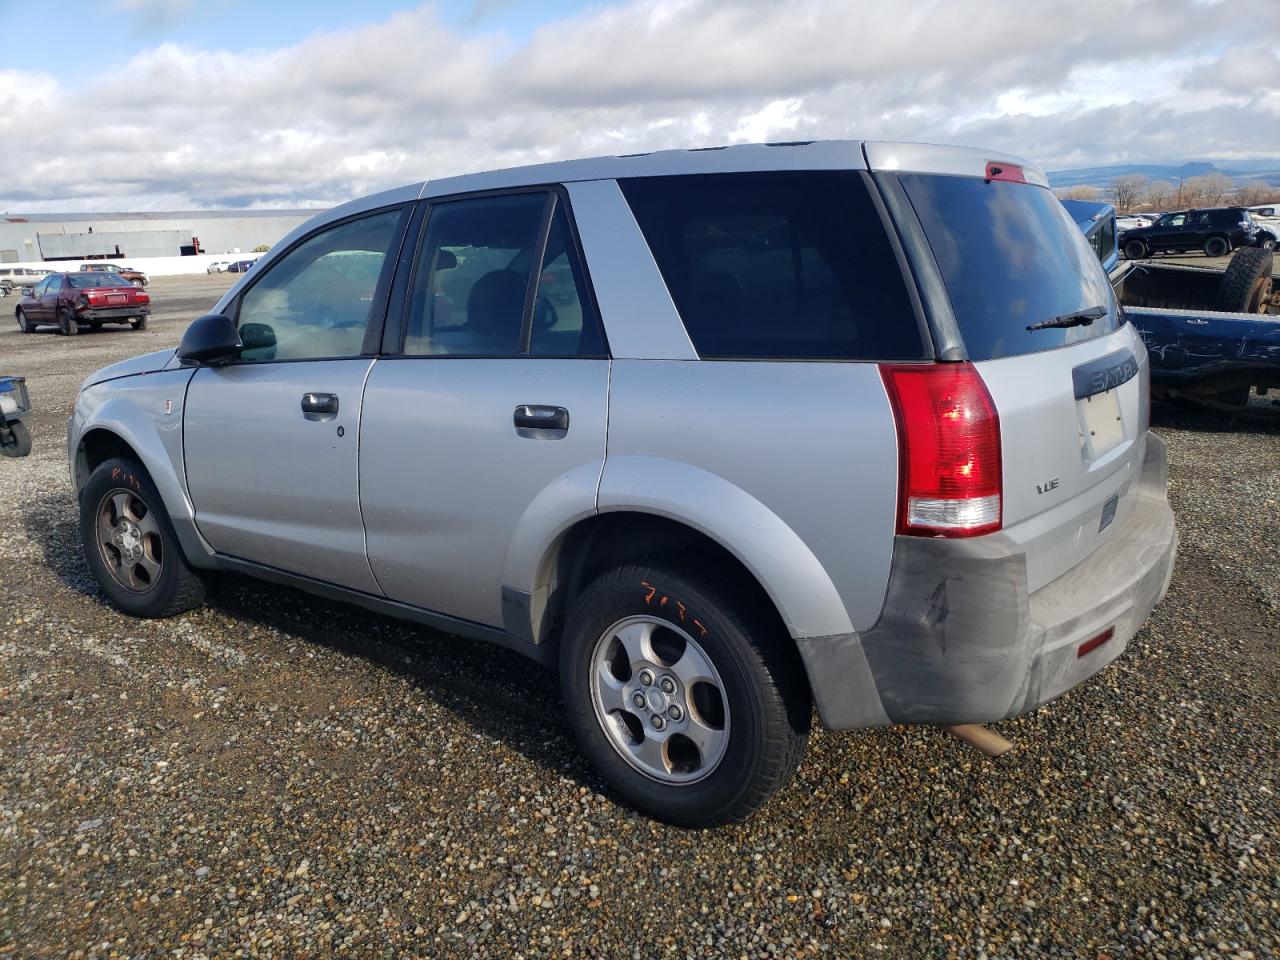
xmin=79 ymin=458 xmax=206 ymax=617
xmin=15 ymin=308 xmax=30 ymax=333
xmin=560 ymin=563 xmax=810 ymax=826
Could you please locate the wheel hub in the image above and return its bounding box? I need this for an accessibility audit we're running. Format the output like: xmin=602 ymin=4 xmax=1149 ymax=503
xmin=95 ymin=489 xmax=163 ymax=593
xmin=589 ymin=615 xmax=730 ymax=785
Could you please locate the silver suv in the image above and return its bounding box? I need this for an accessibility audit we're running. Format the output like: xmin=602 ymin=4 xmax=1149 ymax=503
xmin=68 ymin=141 xmax=1177 ymax=825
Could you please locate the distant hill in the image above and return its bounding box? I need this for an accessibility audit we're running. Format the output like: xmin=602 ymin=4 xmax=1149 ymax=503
xmin=1048 ymin=160 xmax=1280 ymax=189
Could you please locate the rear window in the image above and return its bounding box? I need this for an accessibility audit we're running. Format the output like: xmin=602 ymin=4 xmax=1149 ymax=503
xmin=68 ymin=273 xmax=132 ymax=289
xmin=899 ymin=174 xmax=1117 ymax=361
xmin=619 ymin=172 xmax=924 ymax=360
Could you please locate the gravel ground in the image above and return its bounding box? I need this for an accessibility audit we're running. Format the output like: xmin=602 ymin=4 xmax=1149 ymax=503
xmin=1 ymin=275 xmax=1277 ymax=959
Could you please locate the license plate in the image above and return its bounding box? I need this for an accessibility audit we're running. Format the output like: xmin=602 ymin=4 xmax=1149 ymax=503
xmin=107 ymin=294 xmax=126 ymax=303
xmin=1079 ymin=389 xmax=1124 ymax=458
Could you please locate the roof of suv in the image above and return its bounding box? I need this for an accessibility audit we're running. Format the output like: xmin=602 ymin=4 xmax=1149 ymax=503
xmin=419 ymin=139 xmax=1049 ymax=199
xmin=282 ymin=139 xmax=1050 ymax=270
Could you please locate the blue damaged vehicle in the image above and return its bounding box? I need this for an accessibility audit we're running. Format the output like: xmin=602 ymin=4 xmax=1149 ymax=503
xmin=1066 ymin=199 xmax=1280 ymax=415
xmin=69 ymin=142 xmax=1177 ymax=825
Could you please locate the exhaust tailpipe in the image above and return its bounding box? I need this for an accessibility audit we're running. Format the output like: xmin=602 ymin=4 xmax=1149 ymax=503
xmin=945 ymin=724 xmax=1014 ymax=757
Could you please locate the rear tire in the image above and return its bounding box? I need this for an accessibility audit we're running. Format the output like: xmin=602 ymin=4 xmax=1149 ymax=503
xmin=1124 ymin=239 xmax=1148 ymax=260
xmin=0 ymin=421 xmax=31 ymax=458
xmin=79 ymin=457 xmax=206 ymax=618
xmin=1204 ymin=235 xmax=1230 ymax=258
xmin=58 ymin=307 xmax=78 ymax=336
xmin=1215 ymin=247 xmax=1274 ymax=314
xmin=1258 ymin=234 xmax=1277 ymax=252
xmin=131 ymin=315 xmax=147 ymax=330
xmin=559 ymin=562 xmax=810 ymax=826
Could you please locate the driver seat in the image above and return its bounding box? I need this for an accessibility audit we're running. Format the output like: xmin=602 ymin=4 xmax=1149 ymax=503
xmin=465 ymin=269 xmax=525 ymax=355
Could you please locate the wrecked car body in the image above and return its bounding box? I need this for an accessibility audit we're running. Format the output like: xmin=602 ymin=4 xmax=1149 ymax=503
xmin=1066 ymin=199 xmax=1280 ymax=414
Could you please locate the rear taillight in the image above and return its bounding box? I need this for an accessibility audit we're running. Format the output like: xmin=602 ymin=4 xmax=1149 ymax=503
xmin=138 ymin=292 xmax=149 ymax=303
xmin=880 ymin=362 xmax=1002 ymax=538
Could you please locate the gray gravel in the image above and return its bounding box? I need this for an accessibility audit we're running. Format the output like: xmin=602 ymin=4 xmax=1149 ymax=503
xmin=1 ymin=275 xmax=1277 ymax=958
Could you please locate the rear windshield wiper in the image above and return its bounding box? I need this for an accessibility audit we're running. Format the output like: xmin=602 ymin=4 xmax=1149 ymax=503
xmin=1026 ymin=305 xmax=1107 ymax=332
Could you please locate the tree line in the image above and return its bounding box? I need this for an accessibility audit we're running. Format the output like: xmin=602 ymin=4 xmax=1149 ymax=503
xmin=1056 ymin=173 xmax=1280 ymax=213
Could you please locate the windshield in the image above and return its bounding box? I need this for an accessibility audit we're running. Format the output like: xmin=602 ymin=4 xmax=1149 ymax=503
xmin=898 ymin=173 xmax=1116 ymax=360
xmin=68 ymin=273 xmax=133 ymax=289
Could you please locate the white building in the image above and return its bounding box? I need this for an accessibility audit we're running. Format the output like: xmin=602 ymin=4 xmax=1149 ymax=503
xmin=0 ymin=209 xmax=316 ymax=263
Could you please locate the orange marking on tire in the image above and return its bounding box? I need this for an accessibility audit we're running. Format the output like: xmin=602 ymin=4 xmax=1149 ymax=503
xmin=692 ymin=619 xmax=708 ymax=638
xmin=641 ymin=581 xmax=657 ymax=604
xmin=659 ymin=596 xmax=668 ymax=608
xmin=676 ymin=601 xmax=686 ymax=621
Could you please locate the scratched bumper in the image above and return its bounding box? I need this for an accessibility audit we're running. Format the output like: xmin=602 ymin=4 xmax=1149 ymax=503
xmin=82 ymin=305 xmax=150 ymax=321
xmin=797 ymin=433 xmax=1177 ymax=729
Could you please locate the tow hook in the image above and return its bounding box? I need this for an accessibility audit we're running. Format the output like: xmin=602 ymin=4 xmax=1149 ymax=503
xmin=945 ymin=724 xmax=1014 ymax=757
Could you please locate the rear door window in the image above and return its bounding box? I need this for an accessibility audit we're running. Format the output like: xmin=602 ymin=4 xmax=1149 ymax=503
xmin=529 ymin=202 xmax=605 ymax=357
xmin=403 ymin=193 xmax=605 ymax=358
xmin=618 ymin=172 xmax=924 ymax=360
xmin=404 ymin=194 xmax=546 ymax=357
xmin=898 ymin=173 xmax=1117 ymax=361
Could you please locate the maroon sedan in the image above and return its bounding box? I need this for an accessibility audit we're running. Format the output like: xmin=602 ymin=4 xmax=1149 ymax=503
xmin=14 ymin=272 xmax=150 ymax=336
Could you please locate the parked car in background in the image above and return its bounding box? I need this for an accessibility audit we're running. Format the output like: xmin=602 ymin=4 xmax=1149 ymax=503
xmin=16 ymin=271 xmax=150 ymax=335
xmin=1119 ymin=207 xmax=1258 ymax=259
xmin=67 ymin=141 xmax=1177 ymax=825
xmin=80 ymin=262 xmax=149 ymax=287
xmin=1064 ymin=199 xmax=1119 ymax=269
xmin=1245 ymin=205 xmax=1279 ymax=251
xmin=224 ymin=259 xmax=256 ymax=273
xmin=206 ymin=261 xmax=231 ymax=274
xmin=1116 ymin=214 xmax=1155 ymax=231
xmin=0 ymin=266 xmax=44 ymax=294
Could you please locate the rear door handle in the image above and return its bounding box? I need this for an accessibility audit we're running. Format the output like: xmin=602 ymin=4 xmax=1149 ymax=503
xmin=514 ymin=404 xmax=569 ymax=435
xmin=301 ymin=392 xmax=339 ymax=419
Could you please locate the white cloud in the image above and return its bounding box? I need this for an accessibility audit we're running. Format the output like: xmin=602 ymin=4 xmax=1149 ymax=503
xmin=1 ymin=0 xmax=1277 ymax=210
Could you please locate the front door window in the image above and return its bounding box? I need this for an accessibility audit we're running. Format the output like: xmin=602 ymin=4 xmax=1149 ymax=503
xmin=235 ymin=208 xmax=405 ymax=362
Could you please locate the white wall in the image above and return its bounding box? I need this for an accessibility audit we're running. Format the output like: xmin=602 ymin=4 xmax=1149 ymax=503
xmin=1 ymin=253 xmax=260 ymax=278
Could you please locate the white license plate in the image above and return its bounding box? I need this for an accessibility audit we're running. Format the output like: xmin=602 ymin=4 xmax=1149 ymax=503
xmin=1080 ymin=389 xmax=1124 ymax=457
xmin=107 ymin=294 xmax=126 ymax=303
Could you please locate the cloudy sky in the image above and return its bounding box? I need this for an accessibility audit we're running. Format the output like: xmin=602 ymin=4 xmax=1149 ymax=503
xmin=1 ymin=0 xmax=1276 ymax=211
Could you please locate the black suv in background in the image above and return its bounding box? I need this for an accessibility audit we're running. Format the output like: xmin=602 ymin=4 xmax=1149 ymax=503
xmin=1120 ymin=207 xmax=1258 ymax=259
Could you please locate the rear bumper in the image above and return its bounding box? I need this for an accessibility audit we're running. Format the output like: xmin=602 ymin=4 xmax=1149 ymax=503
xmin=82 ymin=305 xmax=149 ymax=320
xmin=798 ymin=432 xmax=1178 ymax=729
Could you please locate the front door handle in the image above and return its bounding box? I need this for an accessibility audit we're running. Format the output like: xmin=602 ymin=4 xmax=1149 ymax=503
xmin=301 ymin=392 xmax=339 ymax=420
xmin=514 ymin=404 xmax=569 ymax=436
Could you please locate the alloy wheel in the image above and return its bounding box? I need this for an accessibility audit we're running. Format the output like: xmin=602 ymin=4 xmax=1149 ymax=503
xmin=95 ymin=489 xmax=163 ymax=593
xmin=589 ymin=615 xmax=731 ymax=785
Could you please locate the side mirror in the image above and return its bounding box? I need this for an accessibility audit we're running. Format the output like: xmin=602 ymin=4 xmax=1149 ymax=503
xmin=178 ymin=313 xmax=242 ymax=365
xmin=20 ymin=286 xmax=33 ymax=297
